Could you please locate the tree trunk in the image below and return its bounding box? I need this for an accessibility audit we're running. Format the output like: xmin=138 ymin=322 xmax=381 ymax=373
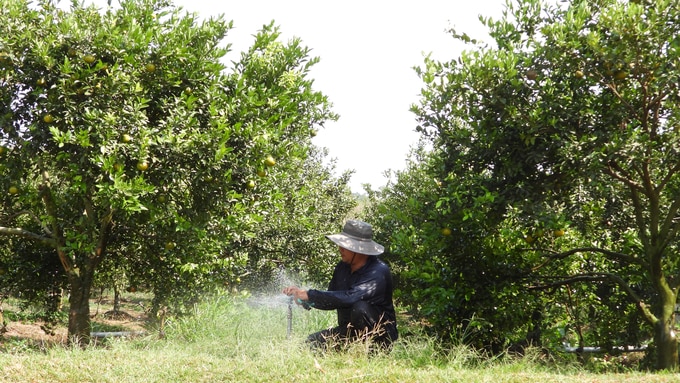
xmin=646 ymin=244 xmax=680 ymax=370
xmin=67 ymin=272 xmax=93 ymax=346
xmin=0 ymin=304 xmax=5 ymax=333
xmin=653 ymin=306 xmax=679 ymax=370
xmin=113 ymin=284 xmax=121 ymax=313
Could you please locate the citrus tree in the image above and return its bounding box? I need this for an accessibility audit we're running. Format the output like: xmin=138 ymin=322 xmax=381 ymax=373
xmin=364 ymin=143 xmax=545 ymax=351
xmin=238 ymin=147 xmax=356 ymax=289
xmin=0 ymin=0 xmax=335 ymax=344
xmin=412 ymin=0 xmax=680 ymax=370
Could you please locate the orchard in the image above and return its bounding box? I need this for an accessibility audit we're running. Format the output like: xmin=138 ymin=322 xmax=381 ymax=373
xmin=3 ymin=0 xmax=680 ymax=374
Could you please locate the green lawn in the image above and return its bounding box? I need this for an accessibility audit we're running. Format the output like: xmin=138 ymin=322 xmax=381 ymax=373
xmin=0 ymin=295 xmax=677 ymax=382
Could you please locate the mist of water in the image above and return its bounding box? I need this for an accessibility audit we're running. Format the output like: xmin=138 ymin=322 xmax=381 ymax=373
xmin=245 ymin=268 xmax=310 ymax=338
xmin=245 ymin=268 xmax=305 ymax=309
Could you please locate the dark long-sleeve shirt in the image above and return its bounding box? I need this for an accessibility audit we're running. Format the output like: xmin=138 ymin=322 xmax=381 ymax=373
xmin=306 ymin=257 xmax=397 ymax=335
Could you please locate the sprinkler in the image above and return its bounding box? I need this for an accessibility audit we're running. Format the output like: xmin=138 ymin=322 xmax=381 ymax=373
xmin=286 ymin=297 xmax=312 ymax=338
xmin=287 ymin=296 xmax=293 ymax=338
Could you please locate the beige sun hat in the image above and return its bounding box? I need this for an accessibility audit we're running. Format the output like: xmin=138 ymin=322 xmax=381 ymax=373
xmin=326 ymin=220 xmax=384 ymax=256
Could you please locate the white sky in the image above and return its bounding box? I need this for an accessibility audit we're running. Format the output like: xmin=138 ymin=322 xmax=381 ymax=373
xmin=69 ymin=0 xmax=509 ymax=193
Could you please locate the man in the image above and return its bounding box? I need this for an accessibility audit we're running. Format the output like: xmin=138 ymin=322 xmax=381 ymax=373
xmin=283 ymin=220 xmax=398 ymax=350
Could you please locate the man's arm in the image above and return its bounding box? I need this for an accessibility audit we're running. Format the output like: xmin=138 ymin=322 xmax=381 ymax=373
xmin=282 ymin=286 xmax=308 ymax=301
xmin=307 ymin=270 xmax=387 ymax=310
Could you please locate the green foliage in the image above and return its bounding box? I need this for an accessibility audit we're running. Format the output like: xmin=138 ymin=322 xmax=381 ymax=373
xmin=406 ymin=0 xmax=680 ymax=370
xmin=0 ymin=0 xmax=340 ymax=342
xmin=365 ymin=143 xmax=542 ymax=351
xmin=0 ymin=239 xmax=66 ymax=323
xmin=237 ymin=147 xmax=356 ymax=289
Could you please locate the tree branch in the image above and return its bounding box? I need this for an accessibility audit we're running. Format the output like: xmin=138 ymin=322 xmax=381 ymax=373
xmin=528 ymin=273 xmax=607 ymax=290
xmin=603 ymin=272 xmax=656 ymax=324
xmin=604 ymin=82 xmax=635 ymax=113
xmin=531 ymin=246 xmax=644 ymax=272
xmin=660 ymin=197 xmax=680 ymax=250
xmin=92 ymin=208 xmax=115 ymax=269
xmin=5 ymin=210 xmax=53 ymax=236
xmin=529 ymin=272 xmax=656 ymax=325
xmin=629 ymin=186 xmax=650 ymax=249
xmin=604 ymin=160 xmax=645 ymax=194
xmin=0 ymin=226 xmax=55 ymax=246
xmin=39 ymin=181 xmax=72 ymax=273
xmin=656 ymin=158 xmax=680 ymax=194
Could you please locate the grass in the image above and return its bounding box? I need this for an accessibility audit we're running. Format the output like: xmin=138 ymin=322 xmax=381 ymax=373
xmin=0 ymin=293 xmax=678 ymax=382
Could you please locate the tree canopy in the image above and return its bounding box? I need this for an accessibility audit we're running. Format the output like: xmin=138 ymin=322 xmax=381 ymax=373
xmin=367 ymin=0 xmax=680 ymax=370
xmin=0 ymin=0 xmax=350 ymax=344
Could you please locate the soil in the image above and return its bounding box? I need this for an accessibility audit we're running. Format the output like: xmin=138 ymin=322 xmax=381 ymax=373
xmin=0 ymin=294 xmax=150 ymax=348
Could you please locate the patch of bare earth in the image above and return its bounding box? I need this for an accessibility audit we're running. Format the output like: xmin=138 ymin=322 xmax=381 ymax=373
xmin=2 ymin=322 xmax=68 ymax=346
xmin=1 ymin=296 xmax=149 ymax=347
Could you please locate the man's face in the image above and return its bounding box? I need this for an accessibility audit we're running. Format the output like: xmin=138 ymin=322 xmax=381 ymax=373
xmin=339 ymin=246 xmax=355 ymax=264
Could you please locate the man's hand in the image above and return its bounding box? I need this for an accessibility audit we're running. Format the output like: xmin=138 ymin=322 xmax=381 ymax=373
xmin=283 ymin=286 xmax=309 ymax=302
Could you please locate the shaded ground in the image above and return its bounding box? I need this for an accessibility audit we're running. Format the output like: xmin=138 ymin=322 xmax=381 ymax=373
xmin=1 ymin=293 xmax=150 ymax=348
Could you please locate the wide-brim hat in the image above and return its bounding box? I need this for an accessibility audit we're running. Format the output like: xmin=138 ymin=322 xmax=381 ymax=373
xmin=326 ymin=220 xmax=384 ymax=256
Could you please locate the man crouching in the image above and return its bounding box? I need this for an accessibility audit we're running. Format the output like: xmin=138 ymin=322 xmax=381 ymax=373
xmin=284 ymin=220 xmax=398 ymax=351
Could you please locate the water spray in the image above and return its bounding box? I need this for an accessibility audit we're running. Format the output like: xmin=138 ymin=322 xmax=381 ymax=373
xmin=242 ymin=268 xmax=311 ymax=339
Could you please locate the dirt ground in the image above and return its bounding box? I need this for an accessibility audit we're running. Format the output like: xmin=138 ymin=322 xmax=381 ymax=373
xmin=1 ymin=294 xmax=150 ymax=347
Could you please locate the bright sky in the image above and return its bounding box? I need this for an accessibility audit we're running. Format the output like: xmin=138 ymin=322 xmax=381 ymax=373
xmin=72 ymin=0 xmax=508 ymax=193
